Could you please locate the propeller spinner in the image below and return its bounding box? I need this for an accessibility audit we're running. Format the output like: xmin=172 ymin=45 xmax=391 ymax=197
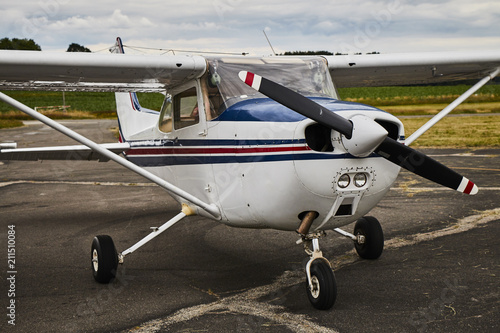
xmin=238 ymin=71 xmax=478 ymax=195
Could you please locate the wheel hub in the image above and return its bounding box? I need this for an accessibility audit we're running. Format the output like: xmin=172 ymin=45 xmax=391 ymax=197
xmin=92 ymin=249 xmax=98 ymax=271
xmin=356 ymin=233 xmax=366 ymax=245
xmin=310 ymin=275 xmax=320 ymax=299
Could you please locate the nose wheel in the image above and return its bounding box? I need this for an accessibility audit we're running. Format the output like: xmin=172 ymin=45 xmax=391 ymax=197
xmin=306 ymin=258 xmax=337 ymax=310
xmin=299 ymin=233 xmax=337 ymax=310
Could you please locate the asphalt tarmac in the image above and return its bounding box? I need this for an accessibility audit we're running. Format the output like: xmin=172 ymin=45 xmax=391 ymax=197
xmin=0 ymin=119 xmax=499 ymax=333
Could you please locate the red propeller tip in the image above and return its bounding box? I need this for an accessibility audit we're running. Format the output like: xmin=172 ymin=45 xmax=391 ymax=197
xmin=239 ymin=71 xmax=262 ymax=90
xmin=458 ymin=178 xmax=478 ymax=195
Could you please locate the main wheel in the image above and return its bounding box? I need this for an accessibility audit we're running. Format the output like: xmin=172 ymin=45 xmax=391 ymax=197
xmin=306 ymin=260 xmax=337 ymax=310
xmin=354 ymin=216 xmax=384 ymax=259
xmin=91 ymin=235 xmax=118 ymax=283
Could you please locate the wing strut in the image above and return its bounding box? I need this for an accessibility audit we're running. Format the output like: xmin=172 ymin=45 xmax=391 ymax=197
xmin=0 ymin=92 xmax=220 ymax=219
xmin=118 ymin=204 xmax=194 ymax=262
xmin=405 ymin=68 xmax=500 ymax=145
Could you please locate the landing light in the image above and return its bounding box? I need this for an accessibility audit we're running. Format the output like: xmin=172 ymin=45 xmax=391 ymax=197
xmin=338 ymin=174 xmax=350 ymax=188
xmin=354 ymin=173 xmax=367 ymax=187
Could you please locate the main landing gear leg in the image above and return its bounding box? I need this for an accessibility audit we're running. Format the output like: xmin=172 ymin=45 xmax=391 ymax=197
xmin=296 ymin=212 xmax=337 ymax=310
xmin=91 ymin=204 xmax=194 ymax=283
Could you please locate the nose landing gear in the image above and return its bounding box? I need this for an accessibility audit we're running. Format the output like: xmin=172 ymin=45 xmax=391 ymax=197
xmin=299 ymin=232 xmax=337 ymax=310
xmin=297 ymin=213 xmax=384 ymax=310
xmin=297 ymin=211 xmax=337 ymax=310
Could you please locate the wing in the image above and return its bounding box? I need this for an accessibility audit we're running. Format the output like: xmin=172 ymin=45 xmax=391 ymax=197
xmin=0 ymin=143 xmax=130 ymax=162
xmin=325 ymin=51 xmax=500 ymax=87
xmin=0 ymin=49 xmax=206 ymax=92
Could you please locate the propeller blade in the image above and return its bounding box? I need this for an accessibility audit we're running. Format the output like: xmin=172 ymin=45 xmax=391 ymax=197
xmin=375 ymin=137 xmax=478 ymax=195
xmin=238 ymin=71 xmax=353 ymax=139
xmin=238 ymin=71 xmax=478 ymax=195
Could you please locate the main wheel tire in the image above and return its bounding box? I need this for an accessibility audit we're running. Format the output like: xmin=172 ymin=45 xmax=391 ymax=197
xmin=306 ymin=260 xmax=337 ymax=310
xmin=91 ymin=235 xmax=118 ymax=284
xmin=354 ymin=216 xmax=384 ymax=260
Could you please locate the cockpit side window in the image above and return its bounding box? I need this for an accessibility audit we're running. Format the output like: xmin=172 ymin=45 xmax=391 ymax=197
xmin=159 ymin=84 xmax=201 ymax=133
xmin=174 ymin=86 xmax=199 ymax=130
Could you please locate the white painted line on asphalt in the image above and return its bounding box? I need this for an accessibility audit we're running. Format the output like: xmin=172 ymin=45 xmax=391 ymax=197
xmin=427 ymin=153 xmax=497 ymax=158
xmin=390 ymin=187 xmax=500 ymax=192
xmin=0 ymin=180 xmax=155 ymax=188
xmin=3 ymin=181 xmax=500 ymax=192
xmin=124 ymin=208 xmax=500 ymax=333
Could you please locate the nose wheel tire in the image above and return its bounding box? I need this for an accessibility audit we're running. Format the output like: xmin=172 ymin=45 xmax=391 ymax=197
xmin=91 ymin=235 xmax=118 ymax=284
xmin=306 ymin=260 xmax=337 ymax=310
xmin=354 ymin=216 xmax=384 ymax=260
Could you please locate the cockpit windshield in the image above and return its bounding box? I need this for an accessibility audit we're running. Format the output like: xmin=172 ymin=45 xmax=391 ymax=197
xmin=205 ymin=56 xmax=337 ymax=115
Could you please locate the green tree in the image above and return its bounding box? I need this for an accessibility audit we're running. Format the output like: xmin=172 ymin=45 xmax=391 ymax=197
xmin=66 ymin=43 xmax=91 ymax=52
xmin=282 ymin=51 xmax=334 ymax=56
xmin=0 ymin=38 xmax=41 ymax=50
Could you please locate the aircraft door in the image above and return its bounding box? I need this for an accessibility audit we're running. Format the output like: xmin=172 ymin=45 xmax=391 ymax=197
xmin=158 ymin=80 xmax=218 ymax=209
xmin=159 ymin=81 xmax=208 ymax=140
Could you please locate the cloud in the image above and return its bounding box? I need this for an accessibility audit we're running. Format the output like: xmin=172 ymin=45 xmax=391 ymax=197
xmin=1 ymin=0 xmax=499 ymax=53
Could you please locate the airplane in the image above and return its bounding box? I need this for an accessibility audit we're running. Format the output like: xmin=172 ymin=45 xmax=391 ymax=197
xmin=0 ymin=37 xmax=499 ymax=310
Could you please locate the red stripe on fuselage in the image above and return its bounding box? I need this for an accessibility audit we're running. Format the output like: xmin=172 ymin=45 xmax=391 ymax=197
xmin=126 ymin=145 xmax=311 ymax=156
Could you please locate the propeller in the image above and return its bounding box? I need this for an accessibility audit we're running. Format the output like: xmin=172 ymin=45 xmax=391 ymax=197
xmin=238 ymin=71 xmax=478 ymax=195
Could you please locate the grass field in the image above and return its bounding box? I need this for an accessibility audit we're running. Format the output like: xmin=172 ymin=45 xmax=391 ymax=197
xmin=401 ymin=115 xmax=500 ymax=148
xmin=339 ymin=84 xmax=500 ymax=106
xmin=0 ymin=91 xmax=164 ymax=118
xmin=1 ymin=85 xmax=499 ymax=147
xmin=1 ymin=84 xmax=499 ymax=115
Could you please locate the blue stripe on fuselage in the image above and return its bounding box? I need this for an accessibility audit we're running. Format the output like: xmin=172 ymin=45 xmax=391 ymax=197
xmin=127 ymin=152 xmax=377 ymax=167
xmin=214 ymin=97 xmax=384 ymax=122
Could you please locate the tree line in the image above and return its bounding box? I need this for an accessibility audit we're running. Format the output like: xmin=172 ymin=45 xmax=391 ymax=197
xmin=0 ymin=38 xmax=90 ymax=52
xmin=1 ymin=38 xmax=381 ymax=56
xmin=283 ymin=51 xmax=380 ymax=56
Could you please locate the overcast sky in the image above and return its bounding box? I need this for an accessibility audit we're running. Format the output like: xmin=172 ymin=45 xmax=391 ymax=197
xmin=1 ymin=0 xmax=499 ymax=55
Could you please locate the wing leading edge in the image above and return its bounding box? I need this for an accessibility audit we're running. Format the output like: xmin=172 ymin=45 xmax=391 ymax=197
xmin=0 ymin=48 xmax=207 ymax=92
xmin=325 ymin=51 xmax=500 ymax=87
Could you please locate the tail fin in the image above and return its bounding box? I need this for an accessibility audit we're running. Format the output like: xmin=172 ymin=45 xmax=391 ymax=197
xmin=111 ymin=37 xmax=159 ymax=141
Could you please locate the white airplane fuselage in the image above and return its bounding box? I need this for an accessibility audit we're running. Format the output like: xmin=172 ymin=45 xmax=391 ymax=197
xmin=120 ymin=101 xmax=403 ymax=232
xmin=116 ymin=56 xmax=404 ymax=232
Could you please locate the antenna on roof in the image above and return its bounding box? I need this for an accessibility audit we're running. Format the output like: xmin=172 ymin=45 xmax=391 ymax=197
xmin=263 ymin=30 xmax=277 ymax=56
